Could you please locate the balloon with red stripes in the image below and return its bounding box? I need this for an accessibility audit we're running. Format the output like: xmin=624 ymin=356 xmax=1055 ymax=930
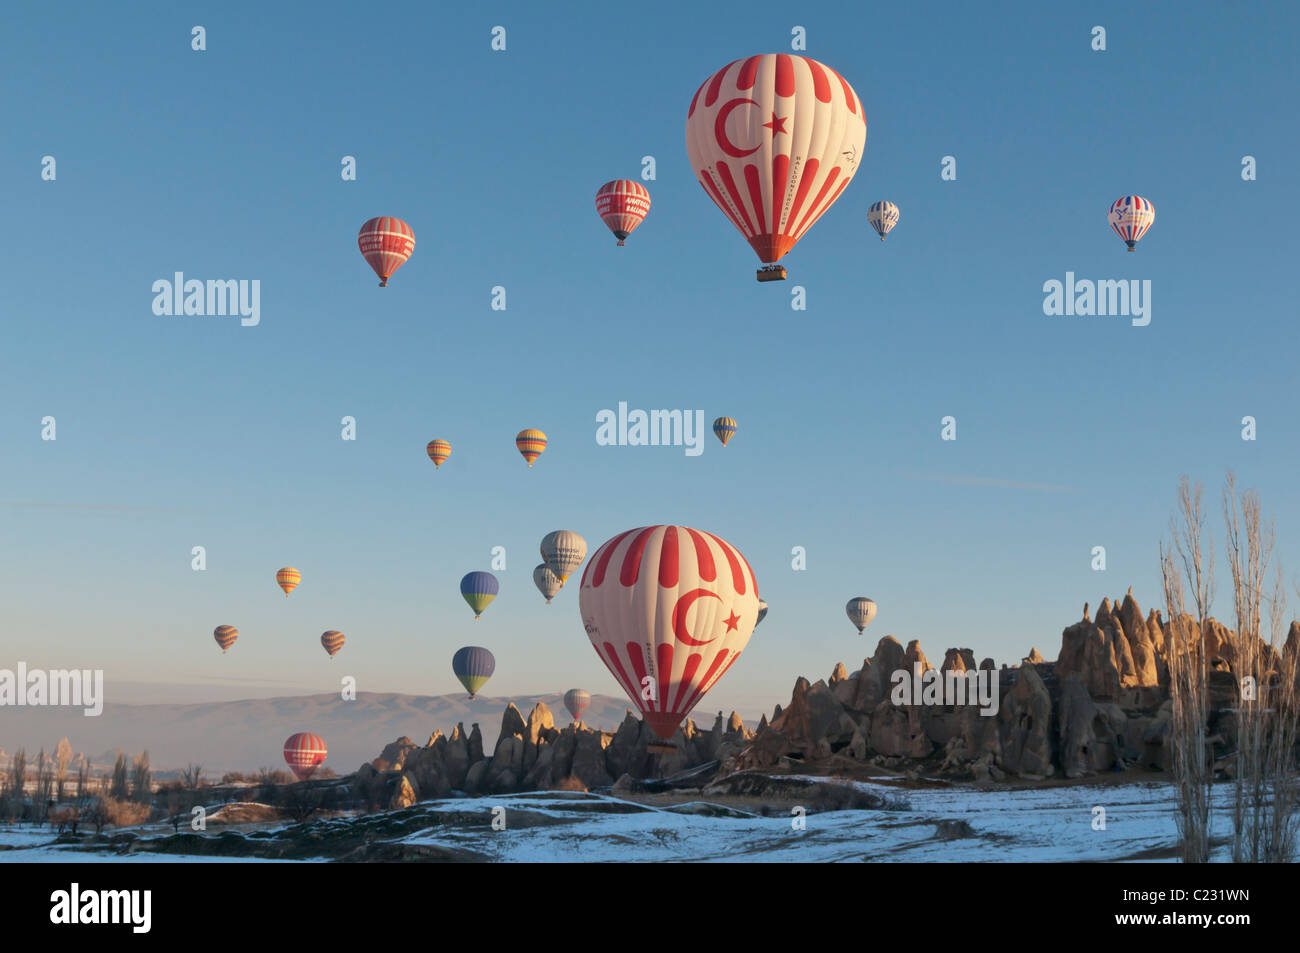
xmin=578 ymin=526 xmax=760 ymax=741
xmin=357 ymin=216 xmax=415 ymax=286
xmin=595 ymin=180 xmax=651 ymax=246
xmin=685 ymin=54 xmax=867 ymax=276
xmin=283 ymin=732 xmax=328 ymax=781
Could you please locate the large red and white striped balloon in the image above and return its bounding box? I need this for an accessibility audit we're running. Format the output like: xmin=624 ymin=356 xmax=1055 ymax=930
xmin=579 ymin=526 xmax=761 ymax=741
xmin=686 ymin=54 xmax=867 ymax=268
xmin=283 ymin=732 xmax=328 ymax=781
xmin=595 ymin=180 xmax=651 ymax=246
xmin=357 ymin=217 xmax=415 ymax=286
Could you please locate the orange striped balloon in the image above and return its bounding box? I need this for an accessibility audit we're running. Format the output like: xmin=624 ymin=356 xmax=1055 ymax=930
xmin=357 ymin=217 xmax=415 ymax=287
xmin=213 ymin=625 xmax=238 ymax=653
xmin=595 ymin=180 xmax=651 ymax=246
xmin=426 ymin=439 xmax=451 ymax=469
xmin=276 ymin=567 xmax=301 ymax=596
xmin=515 ymin=429 xmax=547 ymax=467
xmin=320 ymin=630 xmax=345 ymax=658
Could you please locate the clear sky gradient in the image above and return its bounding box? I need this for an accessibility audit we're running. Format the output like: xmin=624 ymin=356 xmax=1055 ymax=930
xmin=2 ymin=1 xmax=1297 ymax=720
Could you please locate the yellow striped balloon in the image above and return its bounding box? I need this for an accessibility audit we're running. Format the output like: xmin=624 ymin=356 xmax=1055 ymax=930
xmin=213 ymin=625 xmax=238 ymax=653
xmin=515 ymin=429 xmax=547 ymax=467
xmin=426 ymin=439 xmax=451 ymax=469
xmin=276 ymin=567 xmax=301 ymax=596
xmin=320 ymin=630 xmax=345 ymax=658
xmin=712 ymin=417 xmax=738 ymax=447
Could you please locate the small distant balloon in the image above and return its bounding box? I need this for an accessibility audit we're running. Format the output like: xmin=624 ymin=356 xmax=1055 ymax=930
xmin=540 ymin=530 xmax=587 ymax=583
xmin=357 ymin=216 xmax=415 ymax=286
xmin=320 ymin=630 xmax=345 ymax=658
xmin=283 ymin=732 xmax=327 ymax=781
xmin=595 ymin=180 xmax=651 ymax=246
xmin=453 ymin=646 xmax=496 ymax=698
xmin=1108 ymin=196 xmax=1154 ymax=251
xmin=755 ymin=600 xmax=768 ymax=628
xmin=868 ymin=201 xmax=899 ymax=241
xmin=533 ymin=563 xmax=562 ymax=604
xmin=846 ymin=597 xmax=877 ymax=634
xmin=516 ymin=429 xmax=547 ymax=467
xmin=426 ymin=439 xmax=451 ymax=469
xmin=712 ymin=417 xmax=737 ymax=447
xmin=276 ymin=568 xmax=301 ymax=596
xmin=460 ymin=571 xmax=499 ymax=619
xmin=564 ymin=688 xmax=591 ymax=723
xmin=213 ymin=625 xmax=238 ymax=653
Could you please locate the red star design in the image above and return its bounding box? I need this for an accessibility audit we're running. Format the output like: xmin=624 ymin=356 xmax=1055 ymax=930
xmin=763 ymin=113 xmax=788 ymax=136
xmin=723 ymin=611 xmax=741 ymax=632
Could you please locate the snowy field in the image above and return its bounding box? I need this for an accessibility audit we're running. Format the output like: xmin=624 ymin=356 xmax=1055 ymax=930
xmin=0 ymin=779 xmax=1240 ymax=863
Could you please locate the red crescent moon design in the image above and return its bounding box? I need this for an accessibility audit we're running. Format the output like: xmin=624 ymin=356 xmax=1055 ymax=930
xmin=714 ymin=98 xmax=762 ymax=158
xmin=673 ymin=588 xmax=723 ymax=646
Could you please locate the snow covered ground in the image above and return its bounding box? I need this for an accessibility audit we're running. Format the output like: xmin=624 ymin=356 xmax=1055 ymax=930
xmin=0 ymin=779 xmax=1240 ymax=863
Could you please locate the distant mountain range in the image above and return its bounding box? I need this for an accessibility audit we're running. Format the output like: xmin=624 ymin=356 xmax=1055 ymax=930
xmin=0 ymin=691 xmax=652 ymax=777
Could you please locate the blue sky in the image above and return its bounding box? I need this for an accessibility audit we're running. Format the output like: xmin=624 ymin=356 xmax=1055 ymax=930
xmin=1 ymin=1 xmax=1297 ymax=721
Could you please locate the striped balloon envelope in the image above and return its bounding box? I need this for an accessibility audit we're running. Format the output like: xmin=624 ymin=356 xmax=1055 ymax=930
xmin=578 ymin=526 xmax=761 ymax=741
xmin=452 ymin=646 xmax=496 ymax=698
xmin=686 ymin=54 xmax=867 ymax=280
xmin=846 ymin=596 xmax=877 ymax=634
xmin=868 ymin=200 xmax=900 ymax=241
xmin=357 ymin=216 xmax=415 ymax=286
xmin=712 ymin=417 xmax=737 ymax=446
xmin=426 ymin=439 xmax=451 ymax=469
xmin=515 ymin=429 xmax=547 ymax=467
xmin=595 ymin=180 xmax=651 ymax=246
xmin=283 ymin=732 xmax=327 ymax=781
xmin=1108 ymin=196 xmax=1155 ymax=251
xmin=276 ymin=567 xmax=301 ymax=596
xmin=460 ymin=571 xmax=499 ymax=619
xmin=320 ymin=630 xmax=345 ymax=658
xmin=564 ymin=688 xmax=591 ymax=723
xmin=213 ymin=625 xmax=238 ymax=653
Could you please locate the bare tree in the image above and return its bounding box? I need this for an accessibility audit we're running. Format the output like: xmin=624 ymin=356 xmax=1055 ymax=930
xmin=6 ymin=748 xmax=28 ymax=823
xmin=1221 ymin=473 xmax=1298 ymax=862
xmin=54 ymin=738 xmax=72 ymax=803
xmin=108 ymin=751 xmax=128 ymax=800
xmin=130 ymin=751 xmax=152 ymax=806
xmin=75 ymin=759 xmax=90 ymax=800
xmin=1161 ymin=476 xmax=1213 ymax=862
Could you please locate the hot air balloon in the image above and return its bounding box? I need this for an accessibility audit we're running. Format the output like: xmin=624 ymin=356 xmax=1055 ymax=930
xmin=460 ymin=571 xmax=499 ymax=619
xmin=213 ymin=625 xmax=238 ymax=653
xmin=579 ymin=526 xmax=761 ymax=742
xmin=712 ymin=417 xmax=737 ymax=446
xmin=357 ymin=217 xmax=415 ymax=286
xmin=540 ymin=530 xmax=587 ymax=584
xmin=1108 ymin=196 xmax=1155 ymax=251
xmin=686 ymin=54 xmax=868 ymax=282
xmin=533 ymin=563 xmax=562 ymax=604
xmin=276 ymin=568 xmax=301 ymax=596
xmin=756 ymin=600 xmax=768 ymax=628
xmin=868 ymin=200 xmax=899 ymax=241
xmin=320 ymin=630 xmax=345 ymax=658
xmin=564 ymin=688 xmax=591 ymax=724
xmin=452 ymin=646 xmax=495 ymax=698
xmin=595 ymin=180 xmax=651 ymax=246
xmin=426 ymin=439 xmax=451 ymax=469
xmin=516 ymin=429 xmax=547 ymax=467
xmin=283 ymin=732 xmax=327 ymax=781
xmin=846 ymin=597 xmax=877 ymax=634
